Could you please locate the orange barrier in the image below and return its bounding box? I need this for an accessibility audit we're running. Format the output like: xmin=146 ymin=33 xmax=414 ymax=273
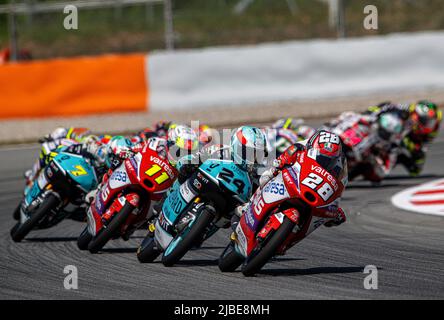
xmin=0 ymin=53 xmax=148 ymax=119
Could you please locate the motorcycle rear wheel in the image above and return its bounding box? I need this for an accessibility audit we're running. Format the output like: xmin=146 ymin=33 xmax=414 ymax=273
xmin=10 ymin=194 xmax=60 ymax=243
xmin=161 ymin=208 xmax=214 ymax=267
xmin=87 ymin=202 xmax=134 ymax=253
xmin=218 ymin=242 xmax=244 ymax=272
xmin=137 ymin=235 xmax=161 ymax=263
xmin=77 ymin=227 xmax=93 ymax=250
xmin=241 ymin=217 xmax=294 ymax=277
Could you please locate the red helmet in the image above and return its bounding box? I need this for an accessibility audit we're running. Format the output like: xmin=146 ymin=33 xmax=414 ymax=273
xmin=306 ymin=130 xmax=347 ymax=180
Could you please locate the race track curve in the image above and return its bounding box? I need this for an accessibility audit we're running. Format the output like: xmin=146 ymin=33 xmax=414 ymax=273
xmin=1 ymin=124 xmax=443 ymax=299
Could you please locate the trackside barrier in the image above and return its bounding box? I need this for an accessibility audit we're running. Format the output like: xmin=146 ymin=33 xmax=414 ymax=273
xmin=0 ymin=54 xmax=148 ymax=119
xmin=2 ymin=31 xmax=444 ymax=120
xmin=148 ymin=31 xmax=444 ymax=111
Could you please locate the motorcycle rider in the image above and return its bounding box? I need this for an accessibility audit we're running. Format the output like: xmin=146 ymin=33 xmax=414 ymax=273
xmin=366 ymin=100 xmax=441 ymax=175
xmin=25 ymin=127 xmax=92 ymax=185
xmin=236 ymin=130 xmax=347 ymax=228
xmin=176 ymin=126 xmax=268 ymax=189
xmin=239 ymin=130 xmax=348 ymax=230
xmin=89 ymin=125 xmax=200 ymax=209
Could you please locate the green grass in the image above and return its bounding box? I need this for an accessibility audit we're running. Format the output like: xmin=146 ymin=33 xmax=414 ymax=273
xmin=1 ymin=0 xmax=444 ymax=59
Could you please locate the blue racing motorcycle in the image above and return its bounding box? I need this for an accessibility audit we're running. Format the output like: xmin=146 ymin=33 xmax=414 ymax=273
xmin=137 ymin=159 xmax=253 ymax=266
xmin=10 ymin=146 xmax=98 ymax=242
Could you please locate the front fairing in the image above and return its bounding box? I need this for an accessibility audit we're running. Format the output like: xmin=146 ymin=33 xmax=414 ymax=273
xmin=24 ymin=171 xmax=48 ymax=207
xmin=199 ymin=159 xmax=252 ymax=203
xmin=52 ymin=151 xmax=98 ymax=193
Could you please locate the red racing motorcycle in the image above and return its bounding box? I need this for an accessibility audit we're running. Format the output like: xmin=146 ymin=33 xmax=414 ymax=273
xmin=334 ymin=114 xmax=402 ymax=183
xmin=219 ymin=132 xmax=347 ymax=276
xmin=77 ymin=143 xmax=178 ymax=253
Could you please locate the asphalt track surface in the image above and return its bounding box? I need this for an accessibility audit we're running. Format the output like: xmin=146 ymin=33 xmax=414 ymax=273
xmin=1 ymin=126 xmax=444 ymax=299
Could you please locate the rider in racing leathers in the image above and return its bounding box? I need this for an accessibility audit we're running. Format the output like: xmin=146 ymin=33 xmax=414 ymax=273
xmin=235 ymin=130 xmax=347 ymax=228
xmin=366 ymin=100 xmax=442 ymax=176
xmin=168 ymin=126 xmax=269 ymax=236
xmin=176 ymin=126 xmax=268 ymax=190
xmin=25 ymin=127 xmax=92 ymax=186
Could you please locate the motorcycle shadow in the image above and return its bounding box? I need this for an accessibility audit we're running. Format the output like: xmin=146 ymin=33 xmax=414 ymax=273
xmin=258 ymin=265 xmax=367 ymax=277
xmin=100 ymin=247 xmax=138 ymax=254
xmin=26 ymin=236 xmax=78 ymax=242
xmin=174 ymin=259 xmax=219 ymax=267
xmin=385 ymin=174 xmax=444 ymax=180
xmin=346 ymin=182 xmax=406 ymax=189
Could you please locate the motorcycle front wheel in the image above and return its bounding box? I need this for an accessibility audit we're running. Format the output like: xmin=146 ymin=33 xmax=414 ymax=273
xmin=218 ymin=242 xmax=244 ymax=272
xmin=137 ymin=234 xmax=161 ymax=263
xmin=12 ymin=203 xmax=21 ymax=221
xmin=161 ymin=208 xmax=214 ymax=267
xmin=77 ymin=227 xmax=93 ymax=250
xmin=87 ymin=202 xmax=134 ymax=253
xmin=241 ymin=217 xmax=295 ymax=277
xmin=10 ymin=194 xmax=60 ymax=242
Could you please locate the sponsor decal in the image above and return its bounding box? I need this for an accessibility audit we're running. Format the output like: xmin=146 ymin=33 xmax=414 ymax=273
xmin=262 ymin=173 xmax=289 ymax=204
xmin=236 ymin=224 xmax=248 ymax=256
xmin=244 ymin=206 xmax=257 ymax=230
xmin=179 ymin=182 xmax=195 ymax=203
xmin=392 ymin=178 xmax=444 ymax=216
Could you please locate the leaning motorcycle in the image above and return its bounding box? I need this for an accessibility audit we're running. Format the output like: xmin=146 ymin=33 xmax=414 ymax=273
xmin=218 ymin=139 xmax=347 ymax=276
xmin=334 ymin=115 xmax=401 ymax=182
xmin=137 ymin=158 xmax=253 ymax=266
xmin=10 ymin=147 xmax=98 ymax=242
xmin=78 ymin=144 xmax=177 ymax=253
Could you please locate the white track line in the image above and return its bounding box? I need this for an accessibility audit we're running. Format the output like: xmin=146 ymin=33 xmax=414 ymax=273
xmin=392 ymin=178 xmax=444 ymax=217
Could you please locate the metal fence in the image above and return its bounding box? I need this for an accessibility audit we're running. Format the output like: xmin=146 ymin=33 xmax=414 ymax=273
xmin=0 ymin=0 xmax=441 ymax=61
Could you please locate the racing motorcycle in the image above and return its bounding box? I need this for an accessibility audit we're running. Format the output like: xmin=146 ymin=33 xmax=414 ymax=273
xmin=136 ymin=158 xmax=253 ymax=266
xmin=331 ymin=113 xmax=403 ymax=182
xmin=218 ymin=134 xmax=347 ymax=276
xmin=77 ymin=142 xmax=177 ymax=253
xmin=265 ymin=128 xmax=300 ymax=159
xmin=10 ymin=146 xmax=99 ymax=242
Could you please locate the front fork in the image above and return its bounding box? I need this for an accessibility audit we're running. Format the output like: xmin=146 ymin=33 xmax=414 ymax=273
xmin=234 ymin=207 xmax=300 ymax=258
xmin=88 ymin=192 xmax=140 ymax=236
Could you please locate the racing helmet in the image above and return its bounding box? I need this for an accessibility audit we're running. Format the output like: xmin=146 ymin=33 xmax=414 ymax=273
xmin=296 ymin=125 xmax=316 ymax=141
xmin=154 ymin=121 xmax=173 ymax=138
xmin=67 ymin=127 xmax=91 ymax=142
xmin=306 ymin=130 xmax=348 ymax=182
xmin=105 ymin=136 xmax=133 ymax=168
xmin=166 ymin=125 xmax=199 ymax=166
xmin=138 ymin=127 xmax=158 ymax=142
xmin=410 ymin=101 xmax=441 ymax=136
xmin=231 ymin=126 xmax=268 ymax=170
xmin=198 ymin=124 xmax=217 ymax=145
xmin=49 ymin=127 xmax=69 ymax=140
xmin=271 ymin=118 xmax=304 ymax=131
xmin=377 ymin=113 xmax=403 ymax=142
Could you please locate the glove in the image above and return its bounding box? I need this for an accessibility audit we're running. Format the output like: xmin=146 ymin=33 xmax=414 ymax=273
xmin=116 ymin=148 xmax=134 ymax=160
xmin=325 ymin=208 xmax=346 ymax=227
xmin=259 ymin=167 xmax=276 ymax=187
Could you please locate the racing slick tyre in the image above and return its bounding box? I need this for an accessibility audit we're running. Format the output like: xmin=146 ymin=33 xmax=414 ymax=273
xmin=77 ymin=227 xmax=93 ymax=250
xmin=10 ymin=194 xmax=60 ymax=243
xmin=137 ymin=235 xmax=161 ymax=263
xmin=218 ymin=242 xmax=244 ymax=272
xmin=87 ymin=202 xmax=134 ymax=254
xmin=162 ymin=208 xmax=214 ymax=267
xmin=12 ymin=203 xmax=21 ymax=221
xmin=241 ymin=217 xmax=295 ymax=277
